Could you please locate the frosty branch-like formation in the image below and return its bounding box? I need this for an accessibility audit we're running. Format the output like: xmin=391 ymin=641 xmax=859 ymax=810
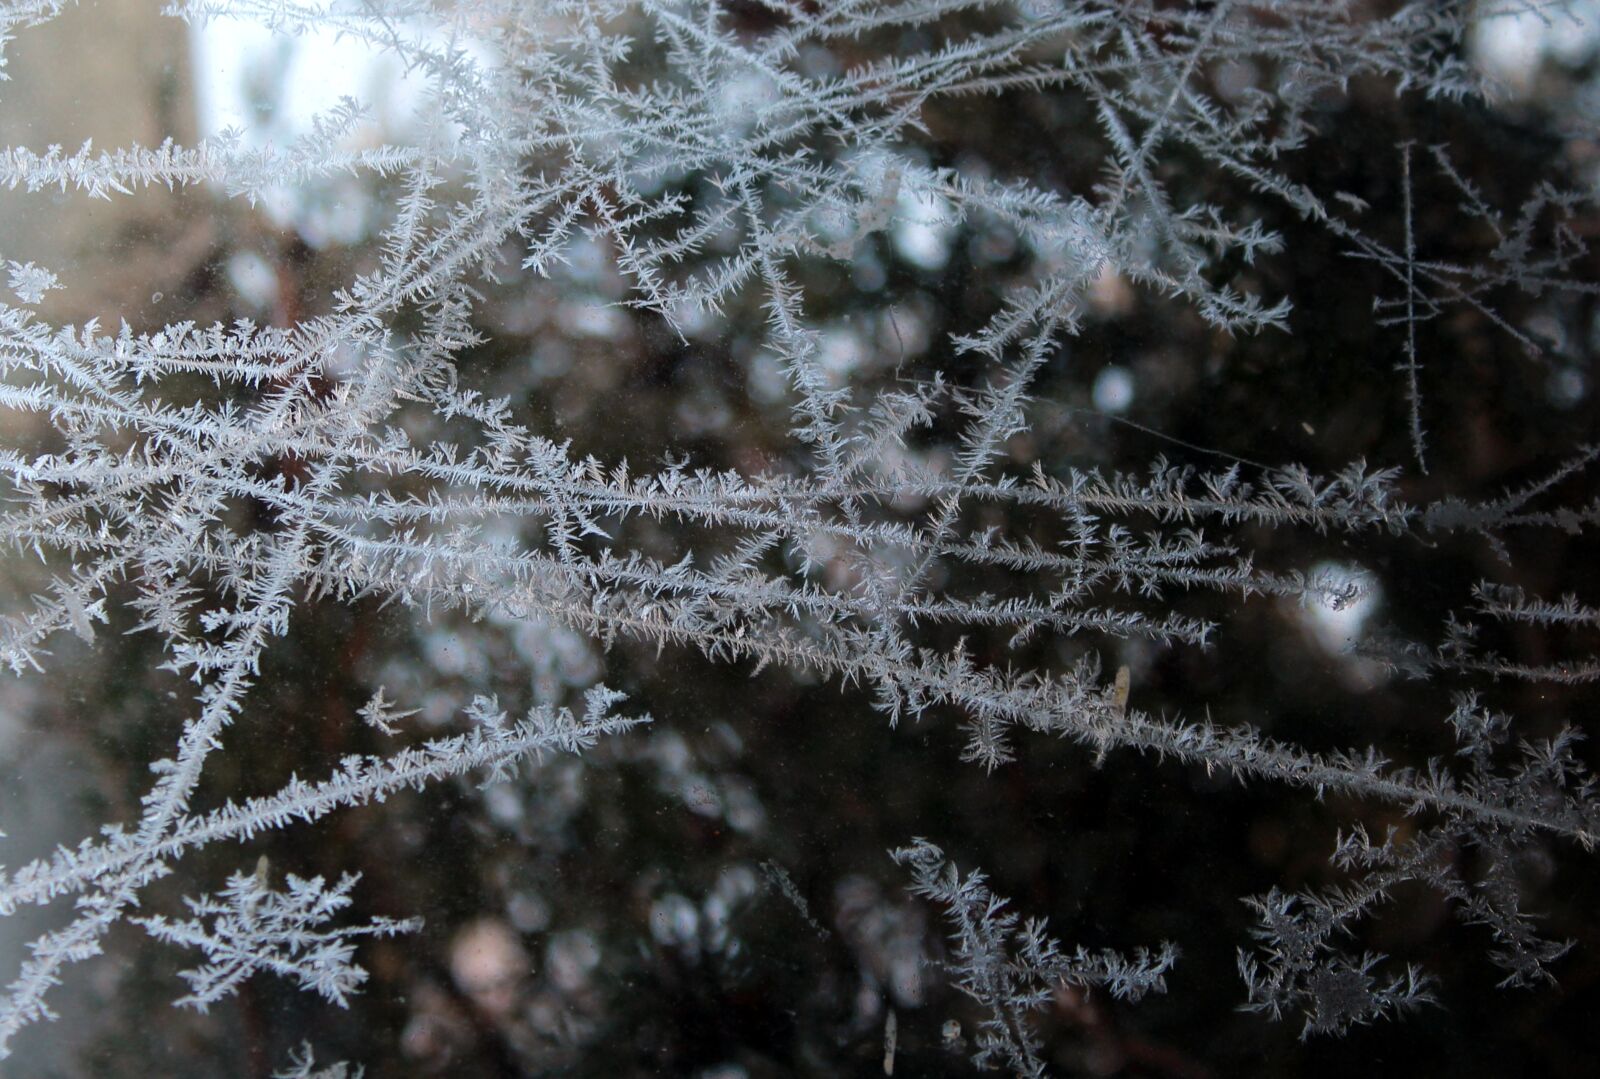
xmin=0 ymin=0 xmax=1594 ymax=1060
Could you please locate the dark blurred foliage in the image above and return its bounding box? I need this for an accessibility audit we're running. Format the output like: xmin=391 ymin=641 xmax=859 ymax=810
xmin=6 ymin=4 xmax=1600 ymax=1078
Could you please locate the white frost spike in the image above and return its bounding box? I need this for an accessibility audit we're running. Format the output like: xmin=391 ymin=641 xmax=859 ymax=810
xmin=357 ymin=686 xmax=418 ymax=736
xmin=132 ymin=868 xmax=421 ymax=1013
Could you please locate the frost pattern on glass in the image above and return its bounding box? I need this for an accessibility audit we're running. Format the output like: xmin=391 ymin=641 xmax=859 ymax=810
xmin=0 ymin=0 xmax=1596 ymax=1066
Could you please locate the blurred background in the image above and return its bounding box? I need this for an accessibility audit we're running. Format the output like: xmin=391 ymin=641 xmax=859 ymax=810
xmin=2 ymin=2 xmax=1600 ymax=1076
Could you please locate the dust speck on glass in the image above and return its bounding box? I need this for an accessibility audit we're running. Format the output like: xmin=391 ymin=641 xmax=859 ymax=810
xmin=1 ymin=2 xmax=1599 ymax=1076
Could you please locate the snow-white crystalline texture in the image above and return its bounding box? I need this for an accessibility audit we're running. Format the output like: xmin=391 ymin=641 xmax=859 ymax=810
xmin=0 ymin=0 xmax=1596 ymax=1070
xmin=133 ymin=865 xmax=423 ymax=1013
